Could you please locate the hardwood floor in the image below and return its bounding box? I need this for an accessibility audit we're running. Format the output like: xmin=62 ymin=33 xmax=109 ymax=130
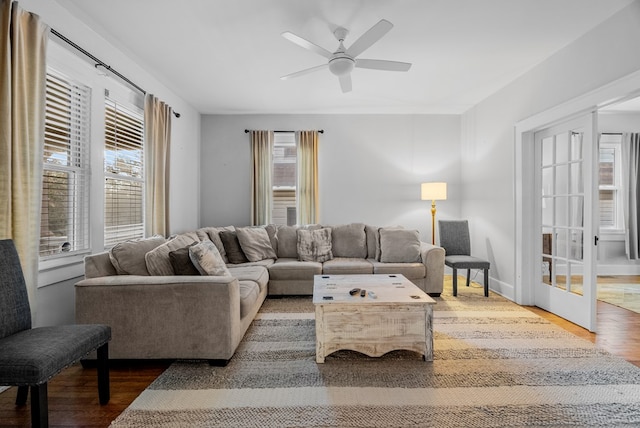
xmin=1 ymin=299 xmax=639 ymax=426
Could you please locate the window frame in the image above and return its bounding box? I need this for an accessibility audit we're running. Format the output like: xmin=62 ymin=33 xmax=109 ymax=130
xmin=598 ymin=134 xmax=623 ymax=231
xmin=103 ymin=95 xmax=146 ymax=248
xmin=272 ymin=132 xmax=297 ymax=226
xmin=39 ymin=68 xmax=92 ymax=261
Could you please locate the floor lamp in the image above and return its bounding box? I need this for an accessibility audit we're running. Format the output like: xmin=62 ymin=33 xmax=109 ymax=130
xmin=421 ymin=182 xmax=447 ymax=245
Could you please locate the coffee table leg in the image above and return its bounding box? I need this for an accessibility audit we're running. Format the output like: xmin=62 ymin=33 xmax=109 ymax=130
xmin=424 ymin=305 xmax=434 ymax=362
xmin=315 ymin=305 xmax=325 ymax=363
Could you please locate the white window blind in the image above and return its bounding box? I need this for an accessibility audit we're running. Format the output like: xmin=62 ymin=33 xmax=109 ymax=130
xmin=39 ymin=70 xmax=91 ymax=258
xmin=104 ymin=97 xmax=145 ymax=247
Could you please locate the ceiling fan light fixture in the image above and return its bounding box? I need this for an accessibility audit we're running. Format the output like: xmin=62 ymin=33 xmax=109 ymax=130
xmin=328 ymin=56 xmax=355 ymax=76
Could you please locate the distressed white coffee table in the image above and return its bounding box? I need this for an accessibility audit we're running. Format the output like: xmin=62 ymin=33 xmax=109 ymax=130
xmin=312 ymin=274 xmax=436 ymax=363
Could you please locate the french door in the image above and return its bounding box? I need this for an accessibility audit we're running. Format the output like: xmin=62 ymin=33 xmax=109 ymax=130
xmin=534 ymin=114 xmax=598 ymax=331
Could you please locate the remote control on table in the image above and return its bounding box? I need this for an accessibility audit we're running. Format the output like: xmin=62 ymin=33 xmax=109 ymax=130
xmin=349 ymin=288 xmax=361 ymax=296
xmin=360 ymin=289 xmax=366 ymax=297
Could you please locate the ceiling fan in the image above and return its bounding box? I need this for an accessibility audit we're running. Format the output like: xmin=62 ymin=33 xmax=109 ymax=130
xmin=280 ymin=19 xmax=412 ymax=93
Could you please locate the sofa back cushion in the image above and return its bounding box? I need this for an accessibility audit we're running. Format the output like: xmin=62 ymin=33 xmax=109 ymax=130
xmin=378 ymin=228 xmax=421 ymax=263
xmin=365 ymin=225 xmax=379 ymax=259
xmin=236 ymin=226 xmax=277 ymax=262
xmin=145 ymin=232 xmax=199 ymax=275
xmin=275 ymin=224 xmax=322 ymax=258
xmin=331 ymin=223 xmax=367 ymax=258
xmin=109 ymin=235 xmax=167 ymax=276
xmin=275 ymin=225 xmax=299 ymax=258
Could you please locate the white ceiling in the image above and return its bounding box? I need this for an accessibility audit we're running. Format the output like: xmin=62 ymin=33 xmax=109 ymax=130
xmin=55 ymin=0 xmax=634 ymax=115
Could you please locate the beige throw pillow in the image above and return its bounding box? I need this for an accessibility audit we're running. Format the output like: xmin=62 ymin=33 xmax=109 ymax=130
xmin=145 ymin=232 xmax=199 ymax=275
xmin=189 ymin=240 xmax=231 ymax=276
xmin=297 ymin=228 xmax=333 ymax=262
xmin=236 ymin=226 xmax=277 ymax=262
xmin=379 ymin=228 xmax=421 ymax=263
xmin=109 ymin=235 xmax=166 ymax=275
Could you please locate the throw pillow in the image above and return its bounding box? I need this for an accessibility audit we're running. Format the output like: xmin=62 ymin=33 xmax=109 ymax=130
xmin=219 ymin=230 xmax=249 ymax=264
xmin=297 ymin=227 xmax=333 ymax=262
xmin=379 ymin=228 xmax=421 ymax=263
xmin=189 ymin=240 xmax=231 ymax=276
xmin=168 ymin=244 xmax=200 ymax=275
xmin=195 ymin=226 xmax=234 ymax=263
xmin=236 ymin=226 xmax=277 ymax=262
xmin=109 ymin=235 xmax=167 ymax=275
xmin=331 ymin=223 xmax=367 ymax=258
xmin=145 ymin=232 xmax=199 ymax=275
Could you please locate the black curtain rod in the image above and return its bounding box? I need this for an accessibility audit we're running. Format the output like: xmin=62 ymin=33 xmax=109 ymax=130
xmin=244 ymin=129 xmax=324 ymax=133
xmin=50 ymin=28 xmax=181 ymax=118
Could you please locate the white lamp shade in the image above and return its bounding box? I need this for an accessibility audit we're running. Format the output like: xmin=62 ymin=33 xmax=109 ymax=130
xmin=421 ymin=182 xmax=447 ymax=201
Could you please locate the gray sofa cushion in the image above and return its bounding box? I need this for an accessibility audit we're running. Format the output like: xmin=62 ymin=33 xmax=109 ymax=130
xmin=369 ymin=260 xmax=426 ymax=279
xmin=322 ymin=258 xmax=373 ymax=275
xmin=379 ymin=228 xmax=421 ymax=263
xmin=331 ymin=223 xmax=367 ymax=258
xmin=236 ymin=226 xmax=277 ymax=262
xmin=239 ymin=281 xmax=260 ymax=319
xmin=268 ymin=258 xmax=322 ymax=281
xmin=297 ymin=228 xmax=333 ymax=262
xmin=227 ymin=265 xmax=269 ymax=292
xmin=109 ymin=235 xmax=166 ymax=275
xmin=219 ymin=230 xmax=249 ymax=264
xmin=275 ymin=225 xmax=299 ymax=258
xmin=189 ymin=240 xmax=231 ymax=276
xmin=365 ymin=225 xmax=379 ymax=260
xmin=146 ymin=232 xmax=199 ymax=276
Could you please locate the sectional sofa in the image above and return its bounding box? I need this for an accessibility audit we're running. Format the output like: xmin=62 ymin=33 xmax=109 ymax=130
xmin=75 ymin=223 xmax=445 ymax=364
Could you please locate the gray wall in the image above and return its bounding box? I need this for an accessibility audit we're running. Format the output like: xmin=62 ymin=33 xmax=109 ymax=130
xmin=461 ymin=2 xmax=640 ymax=297
xmin=200 ymin=114 xmax=461 ymax=241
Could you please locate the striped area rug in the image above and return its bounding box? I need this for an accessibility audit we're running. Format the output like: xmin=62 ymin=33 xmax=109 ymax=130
xmin=111 ymin=286 xmax=640 ymax=427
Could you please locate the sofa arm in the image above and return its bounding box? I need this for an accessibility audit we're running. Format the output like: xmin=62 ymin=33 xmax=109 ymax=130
xmin=75 ymin=275 xmax=241 ymax=360
xmin=420 ymin=242 xmax=445 ymax=295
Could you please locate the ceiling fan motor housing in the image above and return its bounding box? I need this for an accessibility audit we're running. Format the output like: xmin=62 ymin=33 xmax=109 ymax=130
xmin=329 ymin=55 xmax=355 ymax=76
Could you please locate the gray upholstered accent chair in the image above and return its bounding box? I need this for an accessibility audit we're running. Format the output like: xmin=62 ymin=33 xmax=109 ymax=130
xmin=438 ymin=220 xmax=490 ymax=297
xmin=0 ymin=239 xmax=111 ymax=428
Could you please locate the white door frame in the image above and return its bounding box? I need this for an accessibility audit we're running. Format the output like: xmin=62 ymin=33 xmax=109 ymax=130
xmin=515 ymin=69 xmax=640 ymax=308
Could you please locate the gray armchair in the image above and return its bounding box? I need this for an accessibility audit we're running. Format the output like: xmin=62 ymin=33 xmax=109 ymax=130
xmin=0 ymin=239 xmax=111 ymax=428
xmin=438 ymin=220 xmax=490 ymax=297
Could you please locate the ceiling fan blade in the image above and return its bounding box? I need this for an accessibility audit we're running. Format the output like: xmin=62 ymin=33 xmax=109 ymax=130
xmin=280 ymin=64 xmax=328 ymax=80
xmin=346 ymin=19 xmax=393 ymax=58
xmin=339 ymin=74 xmax=352 ymax=93
xmin=356 ymin=59 xmax=412 ymax=72
xmin=282 ymin=31 xmax=333 ymax=59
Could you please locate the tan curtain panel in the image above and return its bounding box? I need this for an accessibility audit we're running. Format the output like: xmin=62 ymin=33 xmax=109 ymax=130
xmin=250 ymin=130 xmax=273 ymax=226
xmin=296 ymin=130 xmax=319 ymax=225
xmin=0 ymin=0 xmax=49 ymax=317
xmin=144 ymin=93 xmax=172 ymax=237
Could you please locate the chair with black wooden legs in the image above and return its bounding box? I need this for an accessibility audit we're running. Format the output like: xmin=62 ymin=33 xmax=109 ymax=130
xmin=438 ymin=220 xmax=490 ymax=297
xmin=0 ymin=239 xmax=111 ymax=428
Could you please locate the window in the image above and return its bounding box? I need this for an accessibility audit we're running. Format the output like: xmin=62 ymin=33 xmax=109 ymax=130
xmin=272 ymin=132 xmax=296 ymax=225
xmin=599 ymin=133 xmax=623 ymax=230
xmin=104 ymin=95 xmax=145 ymax=247
xmin=39 ymin=70 xmax=91 ymax=258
